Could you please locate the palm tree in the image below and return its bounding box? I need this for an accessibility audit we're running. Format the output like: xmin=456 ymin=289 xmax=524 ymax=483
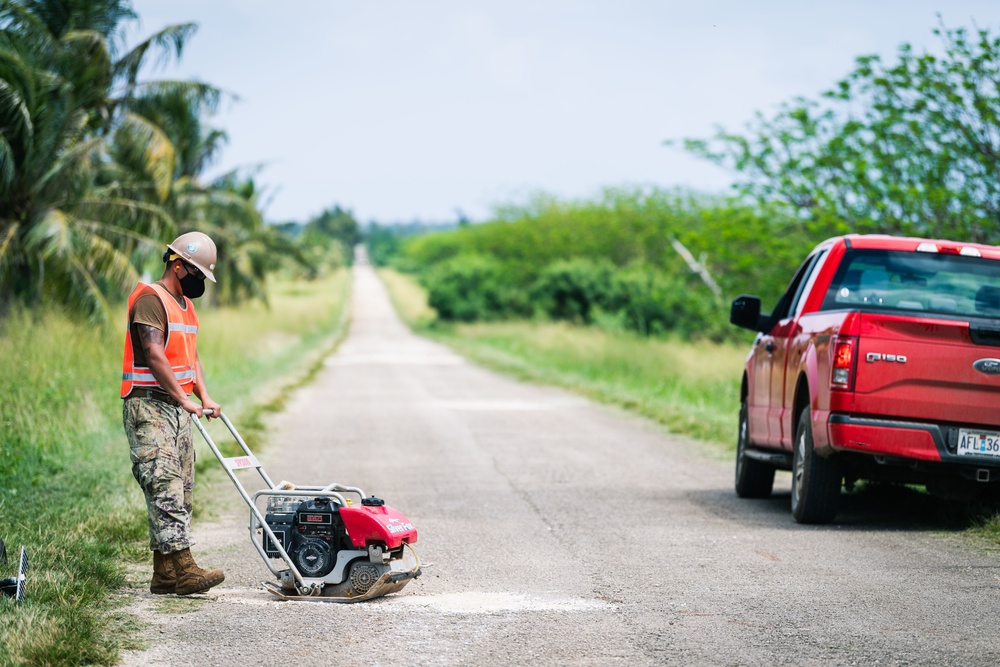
xmin=1 ymin=0 xmax=300 ymax=319
xmin=0 ymin=12 xmax=165 ymax=320
xmin=0 ymin=0 xmax=210 ymax=322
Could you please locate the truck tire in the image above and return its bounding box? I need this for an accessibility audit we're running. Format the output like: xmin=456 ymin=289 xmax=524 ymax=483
xmin=735 ymin=401 xmax=775 ymax=498
xmin=791 ymin=409 xmax=842 ymax=524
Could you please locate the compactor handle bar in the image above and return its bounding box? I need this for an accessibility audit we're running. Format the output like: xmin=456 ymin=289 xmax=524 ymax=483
xmin=191 ymin=409 xmax=276 ymax=495
xmin=195 ymin=410 xmax=366 ymax=498
xmin=191 ymin=409 xmax=319 ymax=590
xmin=196 ymin=409 xmax=273 ymax=486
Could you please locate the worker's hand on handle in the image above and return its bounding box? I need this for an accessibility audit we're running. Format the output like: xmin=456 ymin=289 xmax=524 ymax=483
xmin=181 ymin=398 xmax=204 ymax=418
xmin=200 ymin=396 xmax=222 ymax=421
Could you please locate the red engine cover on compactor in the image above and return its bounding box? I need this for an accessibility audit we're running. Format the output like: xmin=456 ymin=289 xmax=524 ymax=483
xmin=339 ymin=504 xmax=417 ymax=549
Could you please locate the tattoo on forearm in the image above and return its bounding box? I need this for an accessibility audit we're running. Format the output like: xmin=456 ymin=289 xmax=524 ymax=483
xmin=137 ymin=324 xmax=165 ymax=357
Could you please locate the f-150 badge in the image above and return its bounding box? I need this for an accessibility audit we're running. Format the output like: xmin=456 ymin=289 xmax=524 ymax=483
xmin=866 ymin=353 xmax=907 ymax=363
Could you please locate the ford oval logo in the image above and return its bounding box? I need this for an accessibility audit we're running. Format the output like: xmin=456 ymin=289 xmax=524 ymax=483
xmin=973 ymin=358 xmax=1000 ymax=375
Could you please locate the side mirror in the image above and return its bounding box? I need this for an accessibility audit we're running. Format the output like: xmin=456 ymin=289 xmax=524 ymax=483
xmin=730 ymin=295 xmax=769 ymax=332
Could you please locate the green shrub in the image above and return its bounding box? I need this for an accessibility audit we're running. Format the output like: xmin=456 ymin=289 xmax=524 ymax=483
xmin=605 ymin=265 xmax=729 ymax=340
xmin=422 ymin=255 xmax=529 ymax=322
xmin=530 ymin=258 xmax=616 ymax=323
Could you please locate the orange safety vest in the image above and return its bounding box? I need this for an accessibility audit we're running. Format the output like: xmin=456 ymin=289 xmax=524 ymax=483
xmin=121 ymin=282 xmax=199 ymax=398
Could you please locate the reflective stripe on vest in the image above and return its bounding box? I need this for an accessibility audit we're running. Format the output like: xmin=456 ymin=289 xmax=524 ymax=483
xmin=120 ymin=282 xmax=200 ymax=398
xmin=122 ymin=369 xmax=198 ymax=383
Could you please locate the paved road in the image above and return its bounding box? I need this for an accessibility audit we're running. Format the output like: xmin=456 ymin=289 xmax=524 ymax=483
xmin=122 ymin=261 xmax=1000 ymax=666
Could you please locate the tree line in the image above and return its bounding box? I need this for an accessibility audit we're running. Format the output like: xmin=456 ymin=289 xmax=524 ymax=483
xmin=0 ymin=0 xmax=358 ymax=325
xmin=377 ymin=189 xmax=811 ymax=341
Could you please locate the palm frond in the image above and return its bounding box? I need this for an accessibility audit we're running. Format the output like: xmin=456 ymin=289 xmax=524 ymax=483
xmin=65 ymin=244 xmax=116 ymax=325
xmin=75 ymin=194 xmax=174 ymax=239
xmin=20 ymin=0 xmax=137 ymax=39
xmin=23 ymin=206 xmax=141 ymax=323
xmin=126 ymin=79 xmax=227 ymax=113
xmin=179 ymin=186 xmax=262 ymax=229
xmin=73 ymin=216 xmax=162 ymax=246
xmin=34 ymin=133 xmax=102 ymax=199
xmin=117 ymin=111 xmax=176 ymax=201
xmin=0 ymin=56 xmax=36 ymax=138
xmin=79 ymin=221 xmax=142 ymax=287
xmin=24 ymin=207 xmax=69 ymax=259
xmin=0 ymin=2 xmax=56 ymax=54
xmin=0 ymin=219 xmax=18 ymax=263
xmin=0 ymin=132 xmax=16 ymax=192
xmin=119 ymin=81 xmax=229 ymax=179
xmin=193 ymin=127 xmax=227 ymax=175
xmin=60 ymin=29 xmax=111 ymax=74
xmin=113 ymin=22 xmax=197 ymax=88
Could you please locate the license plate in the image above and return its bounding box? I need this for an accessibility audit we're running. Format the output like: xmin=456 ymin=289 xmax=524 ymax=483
xmin=957 ymin=429 xmax=1000 ymax=458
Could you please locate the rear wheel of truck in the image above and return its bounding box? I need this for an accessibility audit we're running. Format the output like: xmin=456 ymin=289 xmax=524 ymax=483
xmin=791 ymin=409 xmax=842 ymax=524
xmin=735 ymin=402 xmax=775 ymax=498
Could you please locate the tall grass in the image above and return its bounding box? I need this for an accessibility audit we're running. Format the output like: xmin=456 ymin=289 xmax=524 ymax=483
xmin=378 ymin=268 xmax=744 ymax=446
xmin=379 ymin=267 xmax=437 ymax=329
xmin=442 ymin=321 xmax=745 ymax=445
xmin=0 ymin=270 xmax=350 ymax=666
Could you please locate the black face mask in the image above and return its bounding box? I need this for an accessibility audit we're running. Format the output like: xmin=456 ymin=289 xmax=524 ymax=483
xmin=179 ymin=271 xmax=206 ymax=299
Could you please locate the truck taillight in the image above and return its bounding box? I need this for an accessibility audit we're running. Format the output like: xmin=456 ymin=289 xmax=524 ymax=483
xmin=916 ymin=242 xmax=982 ymax=257
xmin=831 ymin=337 xmax=856 ymax=389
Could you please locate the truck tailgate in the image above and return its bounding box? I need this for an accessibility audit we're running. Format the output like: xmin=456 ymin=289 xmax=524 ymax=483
xmin=853 ymin=313 xmax=1000 ymax=427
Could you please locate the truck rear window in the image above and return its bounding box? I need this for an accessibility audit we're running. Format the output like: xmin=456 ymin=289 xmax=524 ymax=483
xmin=820 ymin=249 xmax=1000 ymax=320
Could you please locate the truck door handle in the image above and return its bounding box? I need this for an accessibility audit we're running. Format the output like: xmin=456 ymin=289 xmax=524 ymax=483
xmin=765 ymin=342 xmax=775 ymax=353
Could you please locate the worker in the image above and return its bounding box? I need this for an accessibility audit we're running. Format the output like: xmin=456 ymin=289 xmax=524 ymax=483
xmin=121 ymin=231 xmax=225 ymax=595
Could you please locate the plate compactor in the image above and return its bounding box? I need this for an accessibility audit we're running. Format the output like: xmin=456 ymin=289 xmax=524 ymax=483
xmin=193 ymin=411 xmax=420 ymax=602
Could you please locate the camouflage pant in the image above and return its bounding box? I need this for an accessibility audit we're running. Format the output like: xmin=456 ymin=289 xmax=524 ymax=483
xmin=123 ymin=397 xmax=195 ymax=554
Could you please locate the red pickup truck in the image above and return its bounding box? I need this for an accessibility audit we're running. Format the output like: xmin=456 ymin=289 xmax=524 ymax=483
xmin=730 ymin=234 xmax=1000 ymax=523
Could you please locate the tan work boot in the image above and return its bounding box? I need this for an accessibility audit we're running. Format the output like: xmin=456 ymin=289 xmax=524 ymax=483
xmin=166 ymin=548 xmax=225 ymax=595
xmin=150 ymin=550 xmax=176 ymax=595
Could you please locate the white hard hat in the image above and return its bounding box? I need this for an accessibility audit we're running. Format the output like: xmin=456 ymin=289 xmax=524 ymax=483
xmin=167 ymin=231 xmax=217 ymax=282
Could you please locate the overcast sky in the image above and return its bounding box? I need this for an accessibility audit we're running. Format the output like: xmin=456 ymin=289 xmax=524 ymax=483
xmin=130 ymin=1 xmax=998 ymax=224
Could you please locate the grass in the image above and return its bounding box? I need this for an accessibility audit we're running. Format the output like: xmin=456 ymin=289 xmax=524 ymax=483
xmin=438 ymin=321 xmax=743 ymax=445
xmin=379 ymin=266 xmax=437 ymax=329
xmin=377 ymin=268 xmax=745 ymax=446
xmin=0 ymin=270 xmax=351 ymax=666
